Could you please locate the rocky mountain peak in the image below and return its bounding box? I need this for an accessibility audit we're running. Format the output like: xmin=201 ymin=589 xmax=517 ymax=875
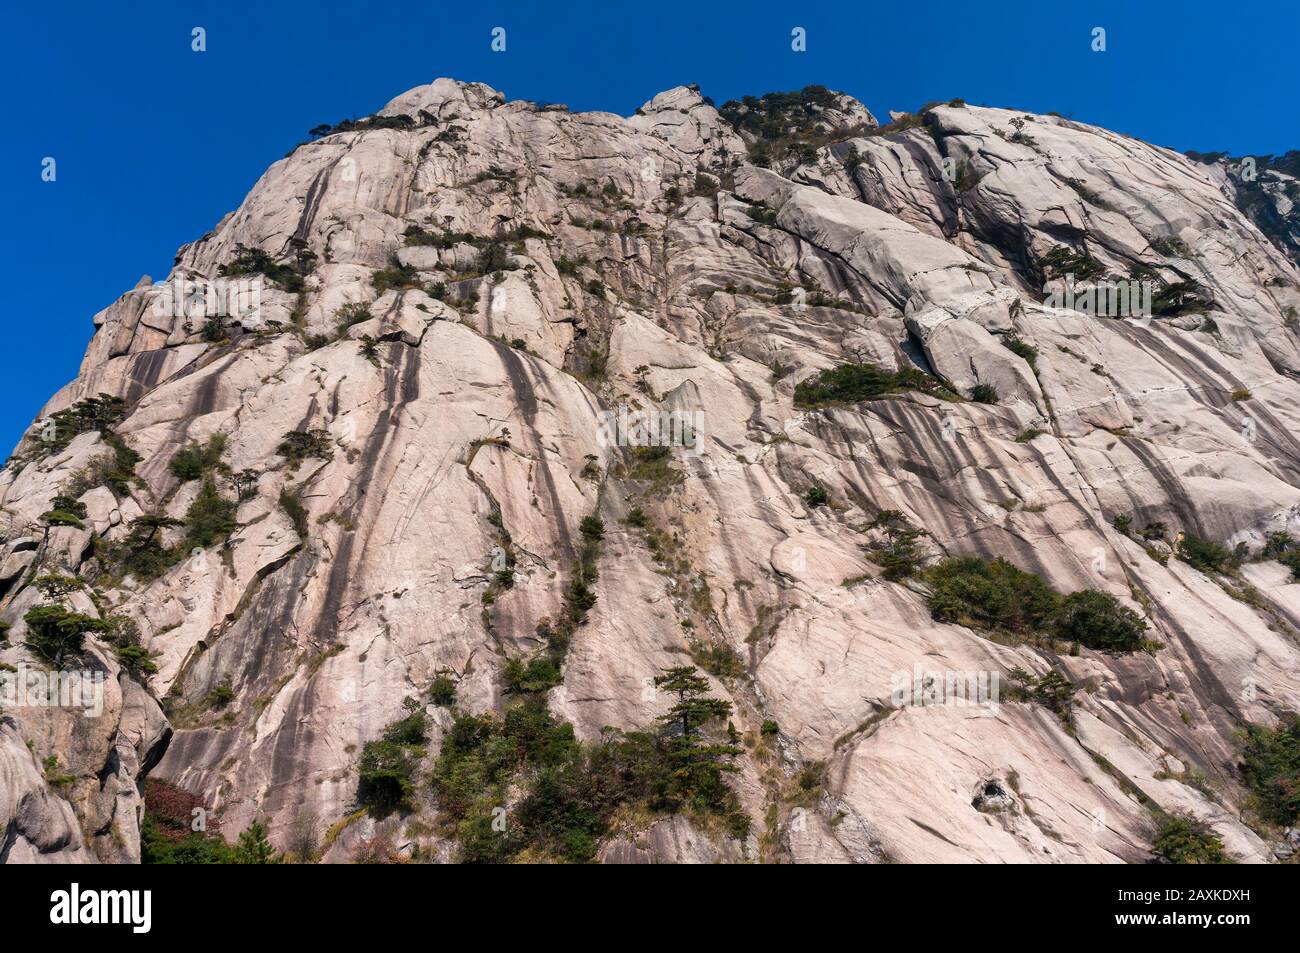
xmin=3 ymin=78 xmax=1300 ymax=866
xmin=377 ymin=77 xmax=506 ymax=119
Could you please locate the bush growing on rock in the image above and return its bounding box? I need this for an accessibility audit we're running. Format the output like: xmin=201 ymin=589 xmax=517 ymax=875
xmin=370 ymin=255 xmax=421 ymax=294
xmin=102 ymin=613 xmax=158 ymax=680
xmin=1006 ymin=667 xmax=1077 ymax=718
xmin=277 ymin=428 xmax=333 ymax=470
xmin=1139 ymin=521 xmax=1168 ymax=541
xmin=357 ymin=701 xmax=429 ymax=818
xmin=1002 ymin=336 xmax=1038 ymax=367
xmin=183 ymin=480 xmax=238 ymax=549
xmin=1279 ymin=549 xmax=1300 ymax=581
xmin=1177 ymin=533 xmax=1238 ymax=574
xmin=233 ymin=821 xmax=281 ymax=864
xmin=27 ymin=394 xmax=127 ymax=459
xmin=503 ymin=655 xmax=563 ymax=693
xmin=925 ymin=556 xmax=1059 ymax=634
xmin=334 ymin=301 xmax=372 ymax=335
xmin=219 ymin=244 xmax=311 ymax=293
xmin=793 ymin=362 xmax=946 ymax=408
xmin=803 ymin=483 xmax=829 ymax=508
xmin=925 ymin=555 xmax=1151 ymax=652
xmin=278 ymin=488 xmax=309 ymax=538
xmin=1240 ymin=714 xmax=1300 ymax=827
xmin=168 ymin=434 xmax=226 ymax=482
xmin=864 ymin=510 xmax=927 ymax=581
xmin=1152 ymin=814 xmax=1229 ymax=864
xmin=1052 ymin=589 xmax=1148 ymax=652
xmin=1039 ymin=245 xmax=1105 ymax=282
xmin=1152 ymin=279 xmax=1211 ymax=317
xmin=100 ymin=513 xmax=182 ymax=580
xmin=429 ymin=672 xmax=458 ymax=707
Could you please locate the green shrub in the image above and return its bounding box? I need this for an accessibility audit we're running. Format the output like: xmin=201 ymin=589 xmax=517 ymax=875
xmin=478 ymin=242 xmax=514 ymax=275
xmin=64 ymin=431 xmax=143 ymax=497
xmin=626 ymin=445 xmax=681 ymax=486
xmin=168 ymin=434 xmax=226 ymax=482
xmin=357 ymin=702 xmax=428 ymax=818
xmin=115 ymin=643 xmax=159 ymax=680
xmin=279 ymin=488 xmax=308 ymax=538
xmin=403 ymin=224 xmax=479 ymax=248
xmin=101 ymin=613 xmax=157 ymax=680
xmin=969 ymin=382 xmax=999 ymax=404
xmin=32 ymin=394 xmax=127 ymax=456
xmin=371 ymin=256 xmax=421 ymax=294
xmin=793 ymin=362 xmax=946 ymax=407
xmin=429 ymin=673 xmax=458 ymax=707
xmin=334 ymin=302 xmax=372 ymax=334
xmin=35 ymin=574 xmax=81 ymax=598
xmin=1261 ymin=532 xmax=1294 ymax=559
xmin=694 ymin=643 xmax=746 ymax=680
xmin=503 ymin=655 xmax=563 ymax=694
xmin=1006 ymin=667 xmax=1076 ymax=718
xmin=556 ymin=255 xmax=588 ymax=276
xmin=183 ymin=480 xmax=238 ymax=549
xmin=1052 ymin=589 xmax=1148 ymax=652
xmin=1152 ymin=814 xmax=1229 ymax=864
xmin=1152 ymin=279 xmax=1210 ymax=317
xmin=1279 ymin=549 xmax=1300 ymax=581
xmin=219 ymin=244 xmax=311 ymax=293
xmin=1178 ymin=533 xmax=1238 ymax=574
xmin=926 ymin=556 xmax=1153 ymax=652
xmin=1039 ymin=246 xmax=1105 ymax=281
xmin=99 ymin=513 xmax=183 ymax=580
xmin=99 ymin=432 xmax=141 ymax=495
xmin=1002 ymin=337 xmax=1038 ymax=367
xmin=1240 ymin=715 xmax=1300 ymax=827
xmin=205 ymin=680 xmax=234 ymax=709
xmin=803 ymin=483 xmax=829 ymax=508
xmin=925 ymin=556 xmax=1060 ymax=634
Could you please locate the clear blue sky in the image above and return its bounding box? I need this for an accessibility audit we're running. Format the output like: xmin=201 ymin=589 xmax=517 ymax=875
xmin=1 ymin=0 xmax=1296 ymax=453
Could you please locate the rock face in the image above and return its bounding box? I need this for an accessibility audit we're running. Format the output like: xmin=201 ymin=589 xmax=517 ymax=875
xmin=3 ymin=80 xmax=1300 ymax=863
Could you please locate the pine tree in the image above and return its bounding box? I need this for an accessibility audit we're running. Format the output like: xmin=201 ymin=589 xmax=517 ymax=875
xmin=655 ymin=666 xmax=732 ymax=740
xmin=652 ymin=666 xmax=742 ymax=815
xmin=23 ymin=604 xmax=112 ymax=668
xmin=233 ymin=820 xmax=280 ymax=864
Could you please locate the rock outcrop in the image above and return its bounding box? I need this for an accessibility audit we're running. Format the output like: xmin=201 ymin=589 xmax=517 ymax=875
xmin=3 ymin=80 xmax=1299 ymax=863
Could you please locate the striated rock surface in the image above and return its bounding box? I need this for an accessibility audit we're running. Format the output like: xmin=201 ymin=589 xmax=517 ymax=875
xmin=3 ymin=79 xmax=1300 ymax=863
